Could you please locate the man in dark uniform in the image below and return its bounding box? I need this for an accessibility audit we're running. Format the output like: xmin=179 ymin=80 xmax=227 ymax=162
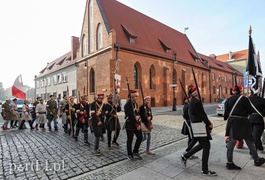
xmin=180 ymin=86 xmax=216 ymax=176
xmin=65 ymin=96 xmax=77 ymax=137
xmin=90 ymin=94 xmax=105 ymax=156
xmin=46 ymin=95 xmax=58 ymax=131
xmin=32 ymin=97 xmax=40 ymax=127
xmin=124 ymin=89 xmax=142 ymax=160
xmin=249 ymin=90 xmax=265 ymax=152
xmin=75 ymin=96 xmax=90 ymax=146
xmin=224 ymin=84 xmax=265 ymax=169
xmin=103 ymin=94 xmax=121 ymax=149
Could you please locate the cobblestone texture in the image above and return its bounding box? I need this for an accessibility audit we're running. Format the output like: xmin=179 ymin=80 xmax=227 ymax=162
xmin=0 ymin=114 xmax=225 ymax=180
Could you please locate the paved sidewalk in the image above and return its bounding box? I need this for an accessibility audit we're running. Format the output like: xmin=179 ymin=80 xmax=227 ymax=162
xmin=73 ymin=123 xmax=265 ymax=180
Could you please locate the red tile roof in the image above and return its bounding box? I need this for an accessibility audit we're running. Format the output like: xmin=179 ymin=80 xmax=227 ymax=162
xmin=199 ymin=53 xmax=242 ymax=75
xmin=216 ymin=49 xmax=248 ymax=62
xmin=98 ymin=0 xmax=208 ymax=69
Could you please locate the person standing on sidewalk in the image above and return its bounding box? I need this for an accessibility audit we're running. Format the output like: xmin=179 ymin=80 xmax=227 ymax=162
xmin=124 ymin=89 xmax=142 ymax=160
xmin=46 ymin=95 xmax=58 ymax=131
xmin=103 ymin=94 xmax=121 ymax=149
xmin=1 ymin=99 xmax=11 ymax=130
xmin=139 ymin=96 xmax=155 ymax=155
xmin=224 ymin=84 xmax=265 ymax=169
xmin=180 ymin=86 xmax=217 ymax=176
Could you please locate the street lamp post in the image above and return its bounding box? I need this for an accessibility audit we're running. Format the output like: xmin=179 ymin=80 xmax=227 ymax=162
xmin=172 ymin=51 xmax=177 ymax=111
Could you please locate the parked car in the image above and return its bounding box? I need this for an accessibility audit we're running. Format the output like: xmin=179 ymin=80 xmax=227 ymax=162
xmin=216 ymin=99 xmax=226 ymax=116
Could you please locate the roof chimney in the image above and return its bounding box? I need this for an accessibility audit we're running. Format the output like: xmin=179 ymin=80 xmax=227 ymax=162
xmin=209 ymin=54 xmax=216 ymax=60
xmin=228 ymin=51 xmax=233 ymax=60
xmin=71 ymin=36 xmax=79 ymax=60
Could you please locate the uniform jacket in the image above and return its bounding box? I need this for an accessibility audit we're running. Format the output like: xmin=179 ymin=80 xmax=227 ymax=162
xmin=46 ymin=99 xmax=58 ymax=120
xmin=22 ymin=104 xmax=32 ymax=121
xmin=181 ymin=102 xmax=190 ymax=136
xmin=10 ymin=103 xmax=20 ymax=120
xmin=76 ymin=102 xmax=90 ymax=125
xmin=65 ymin=101 xmax=77 ymax=122
xmin=103 ymin=101 xmax=121 ymax=131
xmin=189 ymin=97 xmax=212 ymax=140
xmin=90 ymin=101 xmax=105 ymax=137
xmin=224 ymin=94 xmax=255 ymax=140
xmin=1 ymin=102 xmax=11 ymax=120
xmin=124 ymin=100 xmax=140 ymax=130
xmin=36 ymin=103 xmax=47 ymax=124
xmin=248 ymin=95 xmax=265 ymax=124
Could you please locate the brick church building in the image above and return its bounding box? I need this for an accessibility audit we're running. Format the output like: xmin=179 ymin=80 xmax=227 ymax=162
xmin=75 ymin=0 xmax=243 ymax=107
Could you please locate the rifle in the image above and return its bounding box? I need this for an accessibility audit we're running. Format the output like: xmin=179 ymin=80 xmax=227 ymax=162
xmin=113 ymin=78 xmax=119 ymax=138
xmin=140 ymin=82 xmax=145 ymax=105
xmin=179 ymin=79 xmax=190 ymax=102
xmin=191 ymin=68 xmax=202 ymax=102
xmin=66 ymin=86 xmax=73 ymax=136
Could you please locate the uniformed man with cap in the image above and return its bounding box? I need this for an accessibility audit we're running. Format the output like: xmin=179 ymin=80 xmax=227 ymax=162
xmin=75 ymin=95 xmax=90 ymax=145
xmin=32 ymin=97 xmax=41 ymax=126
xmin=58 ymin=95 xmax=69 ymax=133
xmin=124 ymin=89 xmax=142 ymax=160
xmin=46 ymin=95 xmax=58 ymax=131
xmin=90 ymin=93 xmax=105 ymax=156
xmin=103 ymin=94 xmax=121 ymax=149
xmin=1 ymin=98 xmax=11 ymax=130
xmin=65 ymin=96 xmax=77 ymax=137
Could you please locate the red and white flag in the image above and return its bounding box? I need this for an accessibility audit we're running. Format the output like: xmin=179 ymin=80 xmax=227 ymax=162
xmin=12 ymin=74 xmax=30 ymax=100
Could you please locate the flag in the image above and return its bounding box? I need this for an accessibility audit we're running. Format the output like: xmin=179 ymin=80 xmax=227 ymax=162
xmin=246 ymin=35 xmax=262 ymax=94
xmin=12 ymin=74 xmax=30 ymax=99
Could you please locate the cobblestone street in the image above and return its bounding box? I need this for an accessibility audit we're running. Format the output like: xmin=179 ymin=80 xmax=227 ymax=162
xmin=0 ymin=114 xmax=225 ymax=180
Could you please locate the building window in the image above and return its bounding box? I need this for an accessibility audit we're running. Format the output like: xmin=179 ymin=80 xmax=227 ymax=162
xmin=57 ymin=74 xmax=62 ymax=84
xmin=149 ymin=65 xmax=156 ymax=90
xmin=202 ymin=73 xmax=205 ymax=93
xmin=218 ymin=74 xmax=222 ymax=81
xmin=224 ymin=75 xmax=227 ymax=82
xmin=89 ymin=0 xmax=94 ymax=53
xmin=82 ymin=34 xmax=86 ymax=57
xmin=97 ymin=24 xmax=103 ymax=49
xmin=53 ymin=75 xmax=57 ymax=85
xmin=213 ymin=86 xmax=216 ymax=94
xmin=134 ymin=65 xmax=139 ymax=89
xmin=36 ymin=81 xmax=40 ymax=88
xmin=47 ymin=77 xmax=51 ymax=86
xmin=129 ymin=38 xmax=135 ymax=44
xmin=90 ymin=68 xmax=95 ymax=93
xmin=62 ymin=72 xmax=67 ymax=83
xmin=212 ymin=73 xmax=215 ymax=81
xmin=225 ymin=87 xmax=228 ymax=94
xmin=72 ymin=90 xmax=77 ymax=96
xmin=41 ymin=79 xmax=44 ymax=87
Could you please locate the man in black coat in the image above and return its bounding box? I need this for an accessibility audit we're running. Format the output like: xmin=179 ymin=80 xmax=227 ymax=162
xmin=180 ymin=86 xmax=216 ymax=176
xmin=124 ymin=89 xmax=142 ymax=160
xmin=103 ymin=94 xmax=121 ymax=149
xmin=90 ymin=94 xmax=105 ymax=156
xmin=75 ymin=96 xmax=90 ymax=146
xmin=224 ymin=84 xmax=265 ymax=169
xmin=248 ymin=90 xmax=265 ymax=152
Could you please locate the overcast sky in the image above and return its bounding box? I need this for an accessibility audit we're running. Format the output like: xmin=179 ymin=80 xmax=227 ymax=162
xmin=1 ymin=0 xmax=265 ymax=89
